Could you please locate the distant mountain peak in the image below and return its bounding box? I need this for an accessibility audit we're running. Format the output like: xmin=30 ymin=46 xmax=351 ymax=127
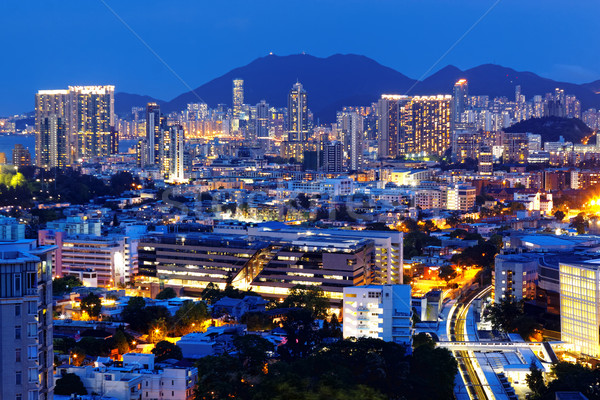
xmin=113 ymin=54 xmax=600 ymax=122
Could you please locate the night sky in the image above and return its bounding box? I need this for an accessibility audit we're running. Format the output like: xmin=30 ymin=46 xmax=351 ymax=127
xmin=1 ymin=0 xmax=598 ymax=115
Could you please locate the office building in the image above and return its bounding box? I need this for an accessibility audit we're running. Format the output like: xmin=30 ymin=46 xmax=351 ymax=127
xmin=559 ymin=261 xmax=600 ymax=357
xmin=453 ymin=79 xmax=469 ymax=124
xmin=494 ymin=253 xmax=539 ymax=303
xmin=235 ymin=223 xmax=405 ymax=285
xmin=0 ymin=240 xmax=56 ymax=400
xmin=342 ymin=285 xmax=412 ymax=346
xmin=250 ymin=236 xmax=375 ymax=307
xmin=13 ymin=144 xmax=32 ymax=168
xmin=287 ymin=82 xmax=309 ymax=142
xmin=137 ymin=234 xmax=271 ymax=295
xmin=35 ymin=89 xmax=69 ymax=168
xmin=69 ymin=85 xmax=115 ymax=159
xmin=138 ymin=231 xmax=380 ymax=308
xmin=233 ymin=79 xmax=244 ymax=120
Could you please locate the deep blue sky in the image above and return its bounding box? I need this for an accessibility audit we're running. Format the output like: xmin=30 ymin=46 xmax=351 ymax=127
xmin=1 ymin=0 xmax=599 ymax=115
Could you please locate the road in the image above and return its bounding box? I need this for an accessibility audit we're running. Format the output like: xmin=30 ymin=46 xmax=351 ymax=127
xmin=447 ymin=285 xmax=492 ymax=400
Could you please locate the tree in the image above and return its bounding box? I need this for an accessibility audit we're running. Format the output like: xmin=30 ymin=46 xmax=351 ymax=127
xmin=445 ymin=213 xmax=461 ymax=228
xmin=70 ymin=347 xmax=86 ymax=366
xmin=278 ymin=308 xmax=321 ymax=361
xmin=55 ymin=373 xmax=87 ymax=395
xmin=280 ymin=285 xmax=329 ymax=319
xmin=233 ymin=335 xmax=273 ymax=375
xmin=112 ymin=213 xmax=119 ymax=227
xmin=174 ymin=301 xmax=209 ymax=335
xmin=80 ymin=293 xmax=102 ymax=318
xmin=570 ymin=212 xmax=588 ymax=235
xmin=201 ymin=282 xmax=223 ymax=305
xmin=554 ymin=210 xmax=565 ymax=221
xmin=296 ymin=193 xmax=311 ymax=209
xmin=156 ymin=287 xmax=177 ymax=300
xmin=195 ymin=354 xmax=248 ymax=400
xmin=438 ymin=265 xmax=457 ymax=281
xmin=241 ymin=311 xmax=274 ymax=332
xmin=148 ymin=318 xmax=168 ymax=343
xmin=412 ymin=333 xmax=436 ymax=350
xmin=122 ymin=296 xmax=147 ymax=330
xmin=152 ymin=340 xmax=183 ymax=362
xmin=53 ymin=275 xmax=83 ymax=296
xmin=409 ymin=344 xmax=458 ymax=400
xmin=484 ymin=298 xmax=538 ymax=339
xmin=111 ymin=329 xmax=130 ymax=354
xmin=525 ymin=362 xmax=546 ymax=399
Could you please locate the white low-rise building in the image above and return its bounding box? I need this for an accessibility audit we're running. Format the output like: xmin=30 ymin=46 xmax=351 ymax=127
xmin=342 ymin=285 xmax=412 ymax=347
xmin=56 ymin=353 xmax=197 ymax=400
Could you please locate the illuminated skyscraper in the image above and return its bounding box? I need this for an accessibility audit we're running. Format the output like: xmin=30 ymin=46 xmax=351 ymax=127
xmin=287 ymin=82 xmax=309 ymax=142
xmin=233 ymin=79 xmax=244 ymax=119
xmin=256 ymin=100 xmax=270 ymax=139
xmin=400 ymin=95 xmax=452 ymax=156
xmin=39 ymin=116 xmax=68 ymax=169
xmin=146 ymin=102 xmax=162 ymax=165
xmin=377 ymin=95 xmax=409 ymax=158
xmin=68 ymin=86 xmax=115 ymax=159
xmin=453 ymin=79 xmax=468 ymax=124
xmin=35 ymin=90 xmax=69 ymax=168
xmin=322 ymin=141 xmax=344 ymax=173
xmin=168 ymin=125 xmax=185 ymax=182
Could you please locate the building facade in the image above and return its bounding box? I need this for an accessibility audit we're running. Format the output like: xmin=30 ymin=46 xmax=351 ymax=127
xmin=559 ymin=261 xmax=600 ymax=357
xmin=342 ymin=284 xmax=412 ymax=347
xmin=0 ymin=240 xmax=56 ymax=400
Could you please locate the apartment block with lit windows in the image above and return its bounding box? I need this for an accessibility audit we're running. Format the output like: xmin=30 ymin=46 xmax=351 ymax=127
xmin=0 ymin=240 xmax=56 ymax=400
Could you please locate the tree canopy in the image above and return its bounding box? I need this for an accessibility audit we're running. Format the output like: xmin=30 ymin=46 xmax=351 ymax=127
xmin=80 ymin=293 xmax=102 ymax=318
xmin=53 ymin=275 xmax=83 ymax=296
xmin=152 ymin=341 xmax=183 ymax=362
xmin=55 ymin=373 xmax=87 ymax=395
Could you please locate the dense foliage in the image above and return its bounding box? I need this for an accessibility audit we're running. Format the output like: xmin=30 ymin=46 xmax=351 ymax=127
xmin=55 ymin=373 xmax=87 ymax=395
xmin=53 ymin=275 xmax=83 ymax=296
xmin=195 ymin=335 xmax=457 ymax=400
xmin=80 ymin=293 xmax=102 ymax=318
xmin=484 ymin=298 xmax=538 ymax=339
xmin=152 ymin=341 xmax=183 ymax=362
xmin=527 ymin=361 xmax=600 ymax=400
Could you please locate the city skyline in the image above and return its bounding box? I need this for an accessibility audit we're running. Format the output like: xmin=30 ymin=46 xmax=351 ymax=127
xmin=1 ymin=0 xmax=600 ymax=115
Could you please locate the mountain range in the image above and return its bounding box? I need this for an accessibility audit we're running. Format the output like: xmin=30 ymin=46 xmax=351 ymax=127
xmin=115 ymin=54 xmax=600 ymax=123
